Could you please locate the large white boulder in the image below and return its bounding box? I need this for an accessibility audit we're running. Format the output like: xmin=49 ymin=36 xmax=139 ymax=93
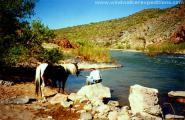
xmin=168 ymin=91 xmax=185 ymax=97
xmin=128 ymin=84 xmax=162 ymax=117
xmin=77 ymin=83 xmax=111 ymax=100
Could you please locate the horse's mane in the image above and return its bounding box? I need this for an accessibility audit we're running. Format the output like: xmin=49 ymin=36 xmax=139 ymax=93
xmin=60 ymin=63 xmax=77 ymax=74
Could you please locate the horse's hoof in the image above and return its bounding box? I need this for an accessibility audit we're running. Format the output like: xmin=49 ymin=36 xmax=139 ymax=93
xmin=59 ymin=91 xmax=68 ymax=95
xmin=63 ymin=91 xmax=68 ymax=95
xmin=58 ymin=90 xmax=68 ymax=95
xmin=38 ymin=98 xmax=47 ymax=103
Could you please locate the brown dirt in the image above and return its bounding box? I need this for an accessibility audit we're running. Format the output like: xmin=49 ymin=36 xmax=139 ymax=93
xmin=52 ymin=38 xmax=79 ymax=49
xmin=171 ymin=23 xmax=185 ymax=44
xmin=0 ymin=82 xmax=80 ymax=120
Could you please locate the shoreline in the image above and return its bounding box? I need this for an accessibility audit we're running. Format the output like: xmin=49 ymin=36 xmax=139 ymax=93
xmin=77 ymin=62 xmax=123 ymax=70
xmin=110 ymin=48 xmax=142 ymax=52
xmin=110 ymin=48 xmax=185 ymax=55
xmin=1 ymin=81 xmax=184 ymax=120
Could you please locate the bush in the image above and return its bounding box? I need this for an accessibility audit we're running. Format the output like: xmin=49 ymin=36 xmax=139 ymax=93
xmin=147 ymin=42 xmax=185 ymax=53
xmin=3 ymin=45 xmax=29 ymax=65
xmin=39 ymin=48 xmax=63 ymax=63
xmin=72 ymin=45 xmax=110 ymax=62
xmin=30 ymin=20 xmax=56 ymax=45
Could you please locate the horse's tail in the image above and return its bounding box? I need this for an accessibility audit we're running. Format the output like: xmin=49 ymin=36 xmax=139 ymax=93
xmin=35 ymin=66 xmax=41 ymax=97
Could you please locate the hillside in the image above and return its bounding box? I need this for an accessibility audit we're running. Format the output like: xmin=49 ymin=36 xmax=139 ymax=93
xmin=55 ymin=4 xmax=185 ymax=54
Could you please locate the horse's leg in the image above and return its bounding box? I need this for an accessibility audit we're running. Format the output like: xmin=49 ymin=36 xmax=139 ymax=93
xmin=61 ymin=79 xmax=67 ymax=94
xmin=40 ymin=78 xmax=46 ymax=102
xmin=58 ymin=80 xmax=61 ymax=93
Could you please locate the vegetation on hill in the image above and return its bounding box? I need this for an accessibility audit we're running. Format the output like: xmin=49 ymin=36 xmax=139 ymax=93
xmin=55 ymin=4 xmax=185 ymax=54
xmin=55 ymin=8 xmax=165 ymax=45
xmin=1 ymin=1 xmax=184 ymax=67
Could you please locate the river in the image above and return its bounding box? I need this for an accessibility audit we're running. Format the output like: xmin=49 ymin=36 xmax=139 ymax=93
xmin=66 ymin=50 xmax=185 ymax=114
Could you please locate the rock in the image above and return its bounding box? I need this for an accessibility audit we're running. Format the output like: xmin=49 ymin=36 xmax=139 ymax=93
xmin=94 ymin=104 xmax=110 ymax=114
xmin=128 ymin=84 xmax=162 ymax=117
xmin=171 ymin=24 xmax=185 ymax=44
xmin=2 ymin=96 xmax=30 ymax=104
xmin=83 ymin=104 xmax=93 ymax=111
xmin=95 ymin=112 xmax=108 ymax=119
xmin=120 ymin=106 xmax=130 ymax=115
xmin=108 ymin=111 xmax=118 ymax=120
xmin=69 ymin=93 xmax=88 ymax=103
xmin=77 ymin=83 xmax=111 ymax=101
xmin=13 ymin=96 xmax=30 ymax=104
xmin=110 ymin=106 xmax=121 ymax=112
xmin=139 ymin=112 xmax=162 ymax=120
xmin=68 ymin=93 xmax=78 ymax=101
xmin=90 ymin=98 xmax=104 ymax=106
xmin=53 ymin=38 xmax=75 ymax=49
xmin=131 ymin=116 xmax=143 ymax=120
xmin=77 ymin=62 xmax=122 ymax=70
xmin=77 ymin=110 xmax=86 ymax=114
xmin=117 ymin=106 xmax=131 ymax=120
xmin=165 ymin=114 xmax=185 ymax=120
xmin=168 ymin=91 xmax=185 ymax=104
xmin=74 ymin=104 xmax=80 ymax=108
xmin=0 ymin=80 xmax=14 ymax=86
xmin=77 ymin=95 xmax=88 ymax=103
xmin=47 ymin=116 xmax=53 ymax=119
xmin=49 ymin=93 xmax=67 ymax=105
xmin=117 ymin=114 xmax=130 ymax=120
xmin=60 ymin=101 xmax=73 ymax=108
xmin=107 ymin=100 xmax=119 ymax=107
xmin=80 ymin=112 xmax=92 ymax=120
xmin=33 ymin=105 xmax=43 ymax=110
xmin=0 ymin=80 xmax=3 ymax=85
xmin=168 ymin=91 xmax=185 ymax=97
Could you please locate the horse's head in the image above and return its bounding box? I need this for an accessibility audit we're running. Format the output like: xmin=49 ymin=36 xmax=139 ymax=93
xmin=73 ymin=62 xmax=80 ymax=76
xmin=60 ymin=63 xmax=80 ymax=76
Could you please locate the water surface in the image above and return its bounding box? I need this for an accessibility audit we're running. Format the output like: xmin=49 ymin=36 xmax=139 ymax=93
xmin=66 ymin=50 xmax=185 ymax=113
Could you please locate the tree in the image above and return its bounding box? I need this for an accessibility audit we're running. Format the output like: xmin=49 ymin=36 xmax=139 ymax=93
xmin=2 ymin=19 xmax=58 ymax=66
xmin=0 ymin=1 xmax=61 ymax=66
xmin=0 ymin=0 xmax=36 ymax=64
xmin=0 ymin=0 xmax=35 ymax=48
xmin=29 ymin=20 xmax=55 ymax=45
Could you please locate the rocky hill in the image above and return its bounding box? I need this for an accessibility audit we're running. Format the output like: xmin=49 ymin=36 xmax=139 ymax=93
xmin=55 ymin=4 xmax=185 ymax=53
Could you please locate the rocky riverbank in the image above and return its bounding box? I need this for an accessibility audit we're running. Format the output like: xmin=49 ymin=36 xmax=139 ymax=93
xmin=0 ymin=80 xmax=184 ymax=120
xmin=0 ymin=81 xmax=80 ymax=120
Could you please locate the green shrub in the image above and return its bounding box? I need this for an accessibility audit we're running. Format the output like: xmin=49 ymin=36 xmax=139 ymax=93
xmin=1 ymin=19 xmax=58 ymax=66
xmin=72 ymin=45 xmax=110 ymax=62
xmin=116 ymin=44 xmax=125 ymax=49
xmin=147 ymin=42 xmax=185 ymax=53
xmin=39 ymin=48 xmax=63 ymax=63
xmin=3 ymin=45 xmax=29 ymax=65
xmin=31 ymin=20 xmax=56 ymax=45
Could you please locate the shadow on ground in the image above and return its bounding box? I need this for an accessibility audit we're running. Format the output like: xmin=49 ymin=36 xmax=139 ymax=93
xmin=0 ymin=65 xmax=36 ymax=83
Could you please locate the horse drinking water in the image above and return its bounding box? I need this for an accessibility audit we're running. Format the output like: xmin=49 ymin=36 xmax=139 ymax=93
xmin=35 ymin=63 xmax=79 ymax=101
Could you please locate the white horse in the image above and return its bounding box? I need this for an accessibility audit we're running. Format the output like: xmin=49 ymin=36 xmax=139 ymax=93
xmin=35 ymin=63 xmax=79 ymax=101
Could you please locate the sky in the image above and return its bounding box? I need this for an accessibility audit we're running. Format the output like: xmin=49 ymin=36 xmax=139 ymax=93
xmin=33 ymin=0 xmax=181 ymax=29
